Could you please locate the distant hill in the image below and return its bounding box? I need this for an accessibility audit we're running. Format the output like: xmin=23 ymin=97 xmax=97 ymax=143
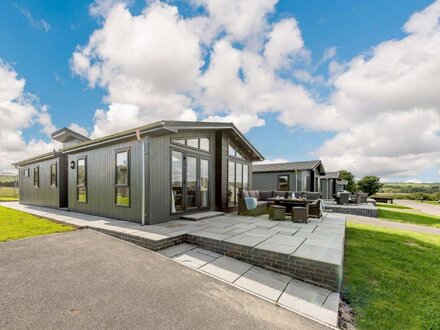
xmin=380 ymin=182 xmax=440 ymax=194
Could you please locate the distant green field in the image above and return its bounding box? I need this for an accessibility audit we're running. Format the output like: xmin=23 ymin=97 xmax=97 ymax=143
xmin=0 ymin=187 xmax=19 ymax=200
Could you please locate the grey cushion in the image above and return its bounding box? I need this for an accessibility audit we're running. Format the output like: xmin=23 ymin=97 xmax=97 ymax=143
xmin=259 ymin=190 xmax=272 ymax=201
xmin=272 ymin=190 xmax=287 ymax=198
xmin=304 ymin=192 xmax=321 ymax=200
xmin=293 ymin=191 xmax=304 ymax=199
xmin=241 ymin=190 xmax=249 ymax=199
xmin=257 ymin=201 xmax=270 ymax=207
xmin=249 ymin=190 xmax=260 ymax=200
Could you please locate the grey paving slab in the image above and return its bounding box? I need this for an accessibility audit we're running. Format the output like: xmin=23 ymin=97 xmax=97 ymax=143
xmin=180 ymin=211 xmax=225 ymax=220
xmin=322 ymin=292 xmax=340 ymax=312
xmin=292 ymin=243 xmax=342 ymax=265
xmin=279 ymin=292 xmax=338 ymax=326
xmin=192 ymin=247 xmax=223 ymax=259
xmin=249 ymin=266 xmax=292 ymax=284
xmin=172 ymin=249 xmax=217 ymax=269
xmin=199 ymin=256 xmax=253 ymax=282
xmin=280 ymin=279 xmax=330 ymax=305
xmin=158 ymin=243 xmax=196 ymax=257
xmin=234 ymin=267 xmax=289 ymax=301
xmin=189 ymin=230 xmax=235 ymax=241
xmin=224 ymin=232 xmax=270 ymax=247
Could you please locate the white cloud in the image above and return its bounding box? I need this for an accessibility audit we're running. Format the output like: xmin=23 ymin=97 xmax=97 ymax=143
xmin=89 ymin=0 xmax=132 ymax=17
xmin=68 ymin=123 xmax=89 ymax=138
xmin=191 ymin=0 xmax=277 ymax=46
xmin=13 ymin=3 xmax=51 ymax=32
xmin=405 ymin=179 xmax=423 ymax=184
xmin=253 ymin=158 xmax=288 ymax=165
xmin=0 ymin=60 xmax=55 ymax=172
xmin=72 ymin=0 xmax=440 ymax=180
xmin=318 ymin=1 xmax=440 ymax=178
xmin=264 ymin=18 xmax=306 ymax=69
xmin=72 ymin=2 xmax=201 ymax=137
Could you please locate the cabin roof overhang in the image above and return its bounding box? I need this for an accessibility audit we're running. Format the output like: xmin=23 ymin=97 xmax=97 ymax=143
xmin=60 ymin=120 xmax=264 ymax=161
xmin=51 ymin=127 xmax=91 ymax=143
xmin=12 ymin=151 xmax=62 ymax=167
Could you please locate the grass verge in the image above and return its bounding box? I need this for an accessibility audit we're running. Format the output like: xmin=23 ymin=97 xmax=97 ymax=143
xmin=344 ymin=222 xmax=440 ymax=329
xmin=378 ymin=207 xmax=440 ymax=228
xmin=376 ymin=203 xmax=412 ymax=210
xmin=0 ymin=206 xmax=74 ymax=242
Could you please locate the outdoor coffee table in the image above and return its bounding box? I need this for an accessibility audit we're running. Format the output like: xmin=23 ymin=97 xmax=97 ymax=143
xmin=267 ymin=197 xmax=309 ymax=214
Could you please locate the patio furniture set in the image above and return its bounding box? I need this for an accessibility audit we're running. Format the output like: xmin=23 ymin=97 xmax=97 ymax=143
xmin=237 ymin=190 xmax=323 ymax=223
xmin=335 ymin=191 xmax=369 ymax=205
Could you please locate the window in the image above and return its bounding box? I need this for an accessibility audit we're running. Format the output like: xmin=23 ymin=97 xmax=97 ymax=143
xmin=115 ymin=150 xmax=130 ymax=206
xmin=243 ymin=164 xmax=249 ymax=190
xmin=33 ymin=167 xmax=39 ymax=188
xmin=77 ymin=157 xmax=87 ymax=203
xmin=200 ymin=159 xmax=209 ymax=208
xmin=199 ymin=138 xmax=209 ymax=152
xmin=228 ymin=161 xmax=249 ymax=207
xmin=228 ymin=142 xmax=236 ymax=157
xmin=171 ymin=151 xmax=183 ymax=212
xmin=50 ymin=163 xmax=57 ymax=187
xmin=171 ymin=137 xmax=210 ymax=152
xmin=278 ymin=175 xmax=289 ymax=191
xmin=23 ymin=168 xmax=29 ymax=177
xmin=186 ymin=138 xmax=199 ymax=149
xmin=228 ymin=141 xmax=244 ymax=159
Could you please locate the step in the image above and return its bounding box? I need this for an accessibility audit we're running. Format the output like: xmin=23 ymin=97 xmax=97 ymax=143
xmin=181 ymin=211 xmax=225 ymax=221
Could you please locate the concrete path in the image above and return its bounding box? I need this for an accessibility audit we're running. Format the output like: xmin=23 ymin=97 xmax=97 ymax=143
xmin=347 ymin=214 xmax=440 ymax=235
xmin=159 ymin=243 xmax=339 ymax=327
xmin=0 ymin=230 xmax=324 ymax=330
xmin=393 ymin=199 xmax=440 ymax=217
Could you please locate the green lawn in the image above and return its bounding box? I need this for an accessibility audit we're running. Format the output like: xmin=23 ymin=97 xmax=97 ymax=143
xmin=344 ymin=222 xmax=440 ymax=329
xmin=420 ymin=200 xmax=440 ymax=206
xmin=0 ymin=206 xmax=74 ymax=242
xmin=0 ymin=196 xmax=19 ymax=201
xmin=376 ymin=202 xmax=412 ymax=210
xmin=378 ymin=207 xmax=440 ymax=228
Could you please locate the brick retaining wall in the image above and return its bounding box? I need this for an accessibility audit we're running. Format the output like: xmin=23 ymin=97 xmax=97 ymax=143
xmin=325 ymin=204 xmax=378 ymax=218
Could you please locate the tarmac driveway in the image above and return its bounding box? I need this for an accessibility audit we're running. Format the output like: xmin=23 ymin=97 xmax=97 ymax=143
xmin=0 ymin=230 xmax=324 ymax=330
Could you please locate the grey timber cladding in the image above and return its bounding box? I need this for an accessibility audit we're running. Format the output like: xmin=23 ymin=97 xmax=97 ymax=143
xmin=67 ymin=138 xmax=143 ymax=223
xmin=18 ymin=155 xmax=67 ymax=209
xmin=147 ymin=129 xmax=217 ymax=224
xmin=253 ymin=170 xmax=306 ymax=191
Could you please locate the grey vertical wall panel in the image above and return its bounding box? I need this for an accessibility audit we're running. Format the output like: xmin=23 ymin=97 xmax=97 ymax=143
xmin=67 ymin=138 xmax=143 ymax=223
xmin=18 ymin=155 xmax=66 ymax=208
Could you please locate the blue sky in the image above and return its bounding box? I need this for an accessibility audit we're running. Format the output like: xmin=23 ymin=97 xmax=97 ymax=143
xmin=0 ymin=0 xmax=439 ymax=181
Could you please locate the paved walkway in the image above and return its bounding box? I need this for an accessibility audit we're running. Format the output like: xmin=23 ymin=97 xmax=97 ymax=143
xmin=159 ymin=243 xmax=339 ymax=326
xmin=347 ymin=214 xmax=440 ymax=235
xmin=394 ymin=199 xmax=440 ymax=216
xmin=1 ymin=230 xmax=324 ymax=330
